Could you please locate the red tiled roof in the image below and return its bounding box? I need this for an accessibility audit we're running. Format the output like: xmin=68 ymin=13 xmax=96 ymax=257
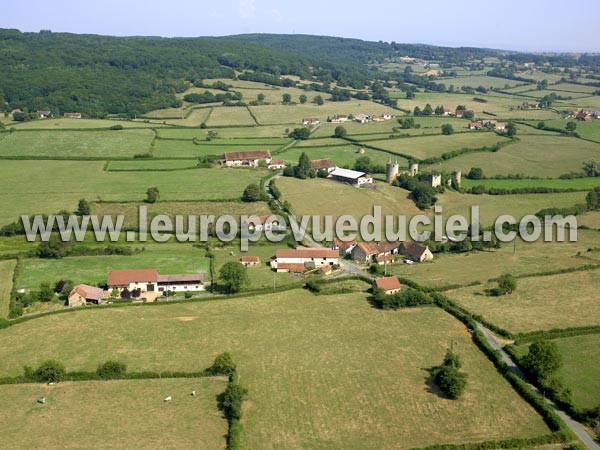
xmin=277 ymin=263 xmax=306 ymax=273
xmin=400 ymin=241 xmax=428 ymax=258
xmin=224 ymin=150 xmax=271 ymax=161
xmin=374 ymin=277 xmax=401 ymax=291
xmin=157 ymin=274 xmax=204 ymax=284
xmin=311 ymin=158 xmax=335 ymax=170
xmin=334 ymin=237 xmax=357 ymax=249
xmin=69 ymin=284 xmax=104 ymax=301
xmin=239 ymin=256 xmax=261 ymax=263
xmin=275 ymin=247 xmax=339 ymax=259
xmin=107 ymin=269 xmax=158 ymax=286
xmin=269 ymin=160 xmax=285 ymax=166
xmin=357 ymin=240 xmax=399 ymax=256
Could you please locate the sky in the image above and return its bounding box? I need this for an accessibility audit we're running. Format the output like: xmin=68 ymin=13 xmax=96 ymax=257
xmin=3 ymin=0 xmax=599 ymax=53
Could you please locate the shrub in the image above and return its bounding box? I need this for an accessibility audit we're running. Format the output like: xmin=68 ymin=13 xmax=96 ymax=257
xmin=210 ymin=352 xmax=237 ymax=376
xmin=35 ymin=360 xmax=66 ymax=383
xmin=109 ymin=124 xmax=124 ymax=130
xmin=97 ymin=360 xmax=127 ymax=379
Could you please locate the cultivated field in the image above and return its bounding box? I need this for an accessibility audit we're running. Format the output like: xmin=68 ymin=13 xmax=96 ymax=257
xmin=448 ymin=269 xmax=600 ymax=333
xmin=0 ymin=129 xmax=155 ymax=158
xmin=0 ymin=259 xmax=16 ymax=318
xmin=0 ymin=378 xmax=228 ymax=450
xmin=0 ymin=292 xmax=549 ymax=449
xmin=0 ymin=161 xmax=266 ymax=225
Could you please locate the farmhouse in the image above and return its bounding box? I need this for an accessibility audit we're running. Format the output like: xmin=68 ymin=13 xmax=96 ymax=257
xmin=351 ymin=240 xmax=400 ymax=264
xmin=107 ymin=269 xmax=206 ymax=294
xmin=63 ymin=112 xmax=82 ymax=118
xmin=354 ymin=114 xmax=371 ymax=123
xmin=271 ymin=247 xmax=339 ymax=272
xmin=242 ymin=215 xmax=286 ymax=232
xmin=329 ymin=168 xmax=373 ymax=186
xmin=311 ymin=158 xmax=336 ymax=173
xmin=36 ymin=110 xmax=52 ymax=119
xmin=373 ymin=277 xmax=402 ymax=295
xmin=268 ymin=159 xmax=286 ymax=170
xmin=582 ymin=109 xmax=600 ymax=118
xmin=399 ymin=241 xmax=434 ymax=263
xmin=455 ymin=109 xmax=466 ymax=118
xmin=468 ymin=122 xmax=483 ymax=130
xmin=332 ymin=237 xmax=357 ymax=257
xmin=302 ymin=118 xmax=320 ymax=126
xmin=575 ymin=111 xmax=593 ymax=122
xmin=331 ymin=115 xmax=349 ymax=123
xmin=222 ymin=150 xmax=272 ymax=167
xmin=519 ymin=102 xmax=540 ymax=110
xmin=68 ymin=284 xmax=104 ymax=307
xmin=239 ymin=256 xmax=261 ymax=267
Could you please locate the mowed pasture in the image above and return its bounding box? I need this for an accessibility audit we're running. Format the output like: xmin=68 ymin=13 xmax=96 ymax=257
xmin=158 ymin=125 xmax=291 ymax=139
xmin=431 ymin=135 xmax=600 ymax=178
xmin=388 ymin=230 xmax=600 ymax=290
xmin=152 ymin=139 xmax=282 ymax=158
xmin=93 ymin=200 xmax=272 ymax=229
xmin=365 ymin=132 xmax=510 ymax=160
xmin=106 ymin=159 xmax=200 ymax=171
xmin=18 ymin=244 xmax=211 ymax=289
xmin=525 ymin=119 xmax=600 ymax=143
xmin=0 ymin=129 xmax=155 ymax=158
xmin=437 ymin=75 xmax=523 ymax=89
xmin=461 ymin=177 xmax=600 ymax=191
xmin=0 ymin=292 xmax=549 ymax=449
xmin=0 ymin=378 xmax=228 ymax=450
xmin=206 ymin=106 xmax=257 ymax=126
xmin=9 ymin=118 xmax=163 ymax=129
xmin=0 ymin=259 xmax=16 ymax=318
xmin=0 ymin=161 xmax=267 ymax=225
xmin=448 ymin=269 xmax=600 ymax=334
xmin=248 ymin=101 xmax=396 ymax=125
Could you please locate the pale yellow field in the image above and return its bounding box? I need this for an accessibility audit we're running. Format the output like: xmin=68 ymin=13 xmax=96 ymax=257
xmin=207 ymin=106 xmax=257 ymax=126
xmin=0 ymin=259 xmax=16 ymax=318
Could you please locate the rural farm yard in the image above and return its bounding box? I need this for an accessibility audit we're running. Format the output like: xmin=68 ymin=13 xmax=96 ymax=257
xmin=0 ymin=29 xmax=600 ymax=450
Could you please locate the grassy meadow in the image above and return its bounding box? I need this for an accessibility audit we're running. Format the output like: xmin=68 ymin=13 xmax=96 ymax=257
xmin=0 ymin=259 xmax=16 ymax=318
xmin=0 ymin=292 xmax=549 ymax=449
xmin=0 ymin=378 xmax=228 ymax=450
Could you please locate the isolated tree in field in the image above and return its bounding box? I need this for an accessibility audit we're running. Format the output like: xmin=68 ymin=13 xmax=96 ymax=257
xmin=282 ymin=93 xmax=292 ymax=104
xmin=406 ymin=90 xmax=415 ymax=99
xmin=431 ymin=349 xmax=467 ymax=399
xmin=523 ymin=340 xmax=562 ymax=382
xmin=354 ymin=156 xmax=372 ymax=173
xmin=495 ymin=273 xmax=517 ymax=295
xmin=441 ymin=124 xmax=454 ymax=135
xmin=505 ymin=122 xmax=517 ymax=137
xmin=422 ymin=104 xmax=433 ymax=116
xmin=583 ymin=160 xmax=600 ymax=177
xmin=313 ymin=95 xmax=324 ymax=106
xmin=413 ymin=106 xmax=422 ymax=116
xmin=463 ymin=110 xmax=475 ymax=120
xmin=210 ymin=352 xmax=237 ymax=375
xmin=288 ymin=127 xmax=310 ymax=140
xmin=467 ymin=167 xmax=484 ymax=180
xmin=334 ymin=125 xmax=347 ymax=138
xmin=76 ymin=198 xmax=91 ymax=216
xmin=299 ymin=94 xmax=307 ymax=104
xmin=566 ymin=121 xmax=577 ymax=132
xmin=200 ymin=122 xmax=207 ymax=129
xmin=242 ymin=183 xmax=262 ymax=202
xmin=257 ymin=93 xmax=265 ymax=102
xmin=35 ymin=360 xmax=65 ymax=383
xmin=219 ymin=261 xmax=249 ymax=294
xmin=145 ymin=187 xmax=160 ymax=204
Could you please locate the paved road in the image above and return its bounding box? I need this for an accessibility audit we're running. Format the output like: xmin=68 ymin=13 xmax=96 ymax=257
xmin=476 ymin=323 xmax=599 ymax=450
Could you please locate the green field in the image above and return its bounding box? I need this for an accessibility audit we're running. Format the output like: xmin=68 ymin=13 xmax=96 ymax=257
xmin=0 ymin=260 xmax=16 ymax=318
xmin=0 ymin=160 xmax=266 ymax=225
xmin=207 ymin=106 xmax=257 ymax=126
xmin=277 ymin=144 xmax=404 ymax=168
xmin=10 ymin=118 xmax=163 ymax=129
xmin=144 ymin=107 xmax=213 ymax=127
xmin=431 ymin=135 xmax=600 ymax=178
xmin=448 ymin=269 xmax=600 ymax=333
xmin=152 ymin=139 xmax=280 ymax=158
xmin=364 ymin=132 xmax=510 ymax=160
xmin=462 ymin=177 xmax=600 ymax=191
xmin=437 ymin=75 xmax=523 ymax=89
xmin=511 ymin=334 xmax=600 ymax=410
xmin=106 ymin=159 xmax=200 ymax=171
xmin=0 ymin=378 xmax=228 ymax=450
xmin=18 ymin=244 xmax=211 ymax=290
xmin=0 ymin=292 xmax=549 ymax=449
xmin=0 ymin=129 xmax=155 ymax=158
xmin=525 ymin=119 xmax=600 ymax=143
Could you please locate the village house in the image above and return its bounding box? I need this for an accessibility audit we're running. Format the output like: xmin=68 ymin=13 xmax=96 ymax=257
xmin=68 ymin=284 xmax=104 ymax=307
xmin=373 ymin=276 xmax=402 ymax=295
xmin=332 ymin=237 xmax=357 ymax=257
xmin=63 ymin=112 xmax=82 ymax=118
xmin=354 ymin=114 xmax=371 ymax=123
xmin=221 ymin=150 xmax=272 ymax=167
xmin=399 ymin=242 xmax=434 ymax=263
xmin=455 ymin=108 xmax=466 ymax=118
xmin=330 ymin=115 xmax=349 ymax=123
xmin=302 ymin=117 xmax=320 ymax=126
xmin=242 ymin=215 xmax=286 ymax=232
xmin=582 ymin=109 xmax=600 ymax=119
xmin=443 ymin=108 xmax=452 ymax=116
xmin=268 ymin=159 xmax=286 ymax=170
xmin=311 ymin=158 xmax=337 ymax=173
xmin=329 ymin=168 xmax=373 ymax=186
xmin=468 ymin=122 xmax=483 ymax=130
xmin=271 ymin=247 xmax=339 ymax=272
xmin=36 ymin=110 xmax=52 ymax=119
xmin=519 ymin=102 xmax=540 ymax=110
xmin=107 ymin=269 xmax=206 ymax=295
xmin=238 ymin=256 xmax=261 ymax=268
xmin=575 ymin=111 xmax=594 ymax=122
xmin=351 ymin=240 xmax=400 ymax=264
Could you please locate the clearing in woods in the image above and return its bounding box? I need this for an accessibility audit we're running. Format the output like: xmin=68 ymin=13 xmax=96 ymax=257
xmin=0 ymin=292 xmax=549 ymax=449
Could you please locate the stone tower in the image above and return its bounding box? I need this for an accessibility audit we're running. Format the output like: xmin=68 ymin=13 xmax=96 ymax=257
xmin=386 ymin=160 xmax=399 ymax=184
xmin=453 ymin=170 xmax=462 ymax=187
xmin=408 ymin=161 xmax=419 ymax=177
